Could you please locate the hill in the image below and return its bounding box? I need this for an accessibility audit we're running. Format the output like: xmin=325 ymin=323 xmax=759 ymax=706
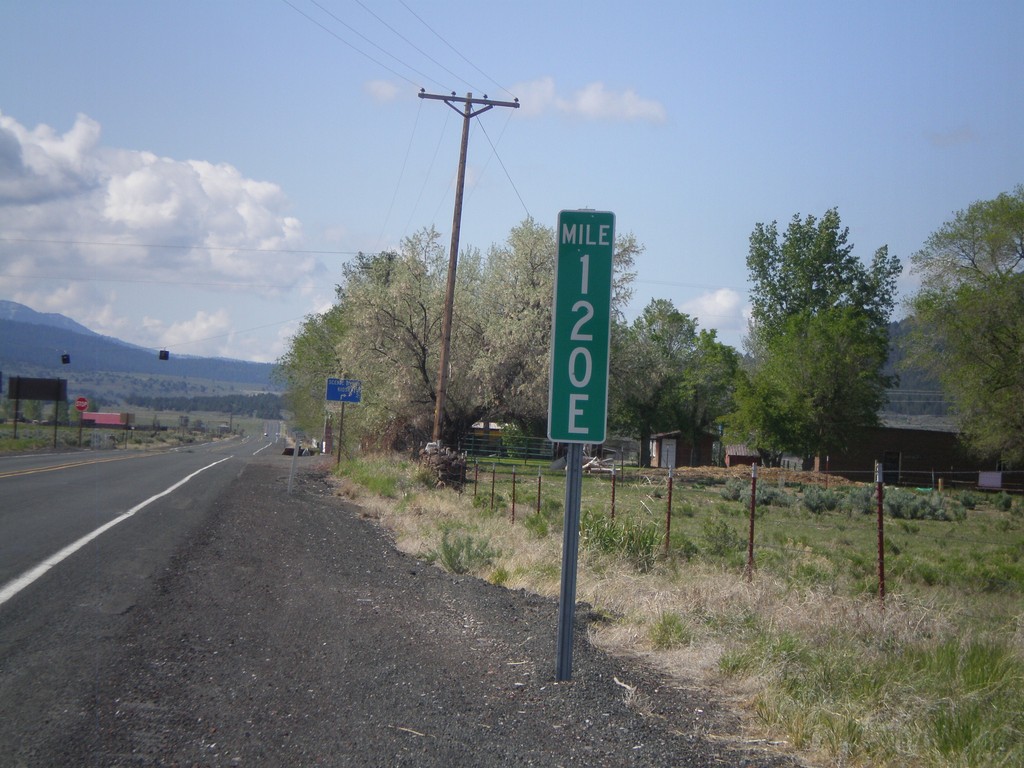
xmin=0 ymin=300 xmax=99 ymax=337
xmin=0 ymin=301 xmax=280 ymax=408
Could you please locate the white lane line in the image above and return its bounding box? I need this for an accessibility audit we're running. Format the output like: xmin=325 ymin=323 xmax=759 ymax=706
xmin=0 ymin=457 xmax=232 ymax=607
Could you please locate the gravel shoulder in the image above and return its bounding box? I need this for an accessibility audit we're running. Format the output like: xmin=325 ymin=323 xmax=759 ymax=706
xmin=37 ymin=456 xmax=803 ymax=767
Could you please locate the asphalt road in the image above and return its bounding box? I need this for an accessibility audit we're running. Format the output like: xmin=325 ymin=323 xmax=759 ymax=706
xmin=0 ymin=439 xmax=259 ymax=586
xmin=0 ymin=437 xmax=276 ymax=759
xmin=0 ymin=444 xmax=800 ymax=767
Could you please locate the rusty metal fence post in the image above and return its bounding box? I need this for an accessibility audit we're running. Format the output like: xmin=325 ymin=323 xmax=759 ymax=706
xmin=746 ymin=463 xmax=758 ymax=581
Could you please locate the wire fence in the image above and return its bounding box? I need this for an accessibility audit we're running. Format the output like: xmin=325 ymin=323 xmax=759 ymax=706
xmin=462 ymin=460 xmax=1024 ymax=610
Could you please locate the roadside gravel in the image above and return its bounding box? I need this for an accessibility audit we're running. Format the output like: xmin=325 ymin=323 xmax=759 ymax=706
xmin=41 ymin=456 xmax=802 ymax=767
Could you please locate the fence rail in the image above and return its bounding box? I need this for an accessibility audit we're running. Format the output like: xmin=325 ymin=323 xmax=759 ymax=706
xmin=458 ymin=433 xmax=555 ymax=462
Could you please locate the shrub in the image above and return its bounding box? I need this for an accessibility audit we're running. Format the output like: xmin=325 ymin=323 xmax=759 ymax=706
xmin=413 ymin=463 xmax=437 ymax=488
xmin=724 ymin=479 xmax=794 ymax=510
xmin=522 ymin=497 xmax=562 ymax=538
xmin=474 ymin=492 xmax=506 ymax=518
xmin=522 ymin=512 xmax=550 ymax=538
xmin=541 ymin=497 xmax=563 ymax=516
xmin=843 ymin=485 xmax=877 ymax=515
xmin=675 ymin=501 xmax=697 ymax=517
xmin=802 ymin=486 xmax=840 ymax=514
xmin=489 ymin=566 xmax=510 ymax=586
xmin=752 ymin=485 xmax=794 ymax=508
xmin=672 ymin=533 xmax=699 ymax=560
xmin=884 ymin=488 xmax=957 ymax=521
xmin=701 ymin=517 xmax=744 ymax=557
xmin=720 ymin=480 xmax=744 ymax=501
xmin=884 ymin=487 xmax=923 ymax=519
xmin=996 ymin=492 xmax=1013 ymax=512
xmin=429 ymin=531 xmax=498 ymax=575
xmin=959 ymin=490 xmax=979 ymax=510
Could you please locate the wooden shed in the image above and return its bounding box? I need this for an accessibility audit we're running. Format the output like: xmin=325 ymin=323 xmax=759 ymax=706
xmin=724 ymin=444 xmax=759 ymax=468
xmin=649 ymin=431 xmax=717 ymax=468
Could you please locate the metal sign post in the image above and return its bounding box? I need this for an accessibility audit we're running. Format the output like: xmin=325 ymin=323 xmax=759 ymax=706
xmin=325 ymin=379 xmax=361 ymax=464
xmin=75 ymin=396 xmax=89 ymax=448
xmin=555 ymin=442 xmax=584 ymax=680
xmin=549 ymin=209 xmax=615 ymax=681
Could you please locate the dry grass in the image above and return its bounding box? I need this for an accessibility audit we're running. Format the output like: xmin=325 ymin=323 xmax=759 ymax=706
xmin=328 ymin=454 xmax=1024 ymax=768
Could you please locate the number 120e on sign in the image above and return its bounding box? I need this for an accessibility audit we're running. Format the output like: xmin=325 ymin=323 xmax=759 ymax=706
xmin=548 ymin=210 xmax=615 ymax=444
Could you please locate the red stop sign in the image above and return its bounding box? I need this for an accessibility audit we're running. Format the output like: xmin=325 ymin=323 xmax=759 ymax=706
xmin=74 ymin=397 xmax=89 ymax=412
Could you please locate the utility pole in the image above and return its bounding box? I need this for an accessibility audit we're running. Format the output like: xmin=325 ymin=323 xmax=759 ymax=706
xmin=418 ymin=90 xmax=519 ymax=445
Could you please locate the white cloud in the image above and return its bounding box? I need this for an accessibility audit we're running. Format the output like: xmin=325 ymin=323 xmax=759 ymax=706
xmin=0 ymin=111 xmax=102 ymax=203
xmin=365 ymin=79 xmax=400 ymax=103
xmin=0 ymin=110 xmax=317 ymax=357
xmin=680 ymin=288 xmax=748 ymax=336
xmin=145 ymin=308 xmax=231 ymax=349
xmin=511 ymin=76 xmax=667 ymax=122
xmin=0 ymin=111 xmax=306 ymax=276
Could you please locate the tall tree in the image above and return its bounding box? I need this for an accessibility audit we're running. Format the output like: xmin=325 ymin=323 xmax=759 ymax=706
xmin=733 ymin=208 xmax=901 ymax=463
xmin=274 ymin=304 xmax=346 ymax=432
xmin=609 ymin=300 xmax=694 ymax=466
xmin=609 ymin=300 xmax=736 ymax=467
xmin=908 ymin=185 xmax=1024 ymax=463
xmin=473 ymin=220 xmax=641 ymax=435
xmin=675 ymin=329 xmax=740 ymax=465
xmin=333 ymin=227 xmax=487 ymax=448
xmin=746 ymin=208 xmax=900 ymax=351
xmin=731 ymin=308 xmax=892 ymax=464
xmin=474 ymin=218 xmax=556 ymax=435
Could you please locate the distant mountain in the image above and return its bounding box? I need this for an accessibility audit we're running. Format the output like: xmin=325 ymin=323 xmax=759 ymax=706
xmin=0 ymin=300 xmax=99 ymax=337
xmin=0 ymin=301 xmax=280 ymax=403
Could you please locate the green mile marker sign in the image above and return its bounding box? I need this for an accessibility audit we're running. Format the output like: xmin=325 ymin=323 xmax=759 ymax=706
xmin=547 ymin=210 xmax=615 ymax=444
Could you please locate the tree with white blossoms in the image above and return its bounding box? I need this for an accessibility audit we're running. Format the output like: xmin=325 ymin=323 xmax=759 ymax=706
xmin=279 ymin=218 xmax=643 ymax=451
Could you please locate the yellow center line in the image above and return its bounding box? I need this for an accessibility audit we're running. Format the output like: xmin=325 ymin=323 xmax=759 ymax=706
xmin=0 ymin=452 xmax=156 ymax=480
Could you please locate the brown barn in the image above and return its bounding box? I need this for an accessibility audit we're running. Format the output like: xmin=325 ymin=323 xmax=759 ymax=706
xmin=820 ymin=418 xmax=1011 ymax=489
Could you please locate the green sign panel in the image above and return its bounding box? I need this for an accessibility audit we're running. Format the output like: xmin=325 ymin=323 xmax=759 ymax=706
xmin=548 ymin=210 xmax=615 ymax=443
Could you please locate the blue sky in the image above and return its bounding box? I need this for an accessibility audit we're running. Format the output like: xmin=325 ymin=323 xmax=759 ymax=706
xmin=1 ymin=0 xmax=1022 ymax=362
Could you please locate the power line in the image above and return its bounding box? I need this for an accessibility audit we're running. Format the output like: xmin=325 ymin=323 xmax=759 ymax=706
xmin=404 ymin=104 xmax=453 ymax=240
xmin=377 ymin=95 xmax=425 ymax=250
xmin=476 ymin=116 xmax=530 ymax=219
xmin=350 ymin=0 xmax=480 ymax=94
xmin=398 ymin=0 xmax=515 ymax=100
xmin=279 ymin=0 xmax=438 ymax=90
xmin=164 ymin=315 xmax=308 ymax=353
